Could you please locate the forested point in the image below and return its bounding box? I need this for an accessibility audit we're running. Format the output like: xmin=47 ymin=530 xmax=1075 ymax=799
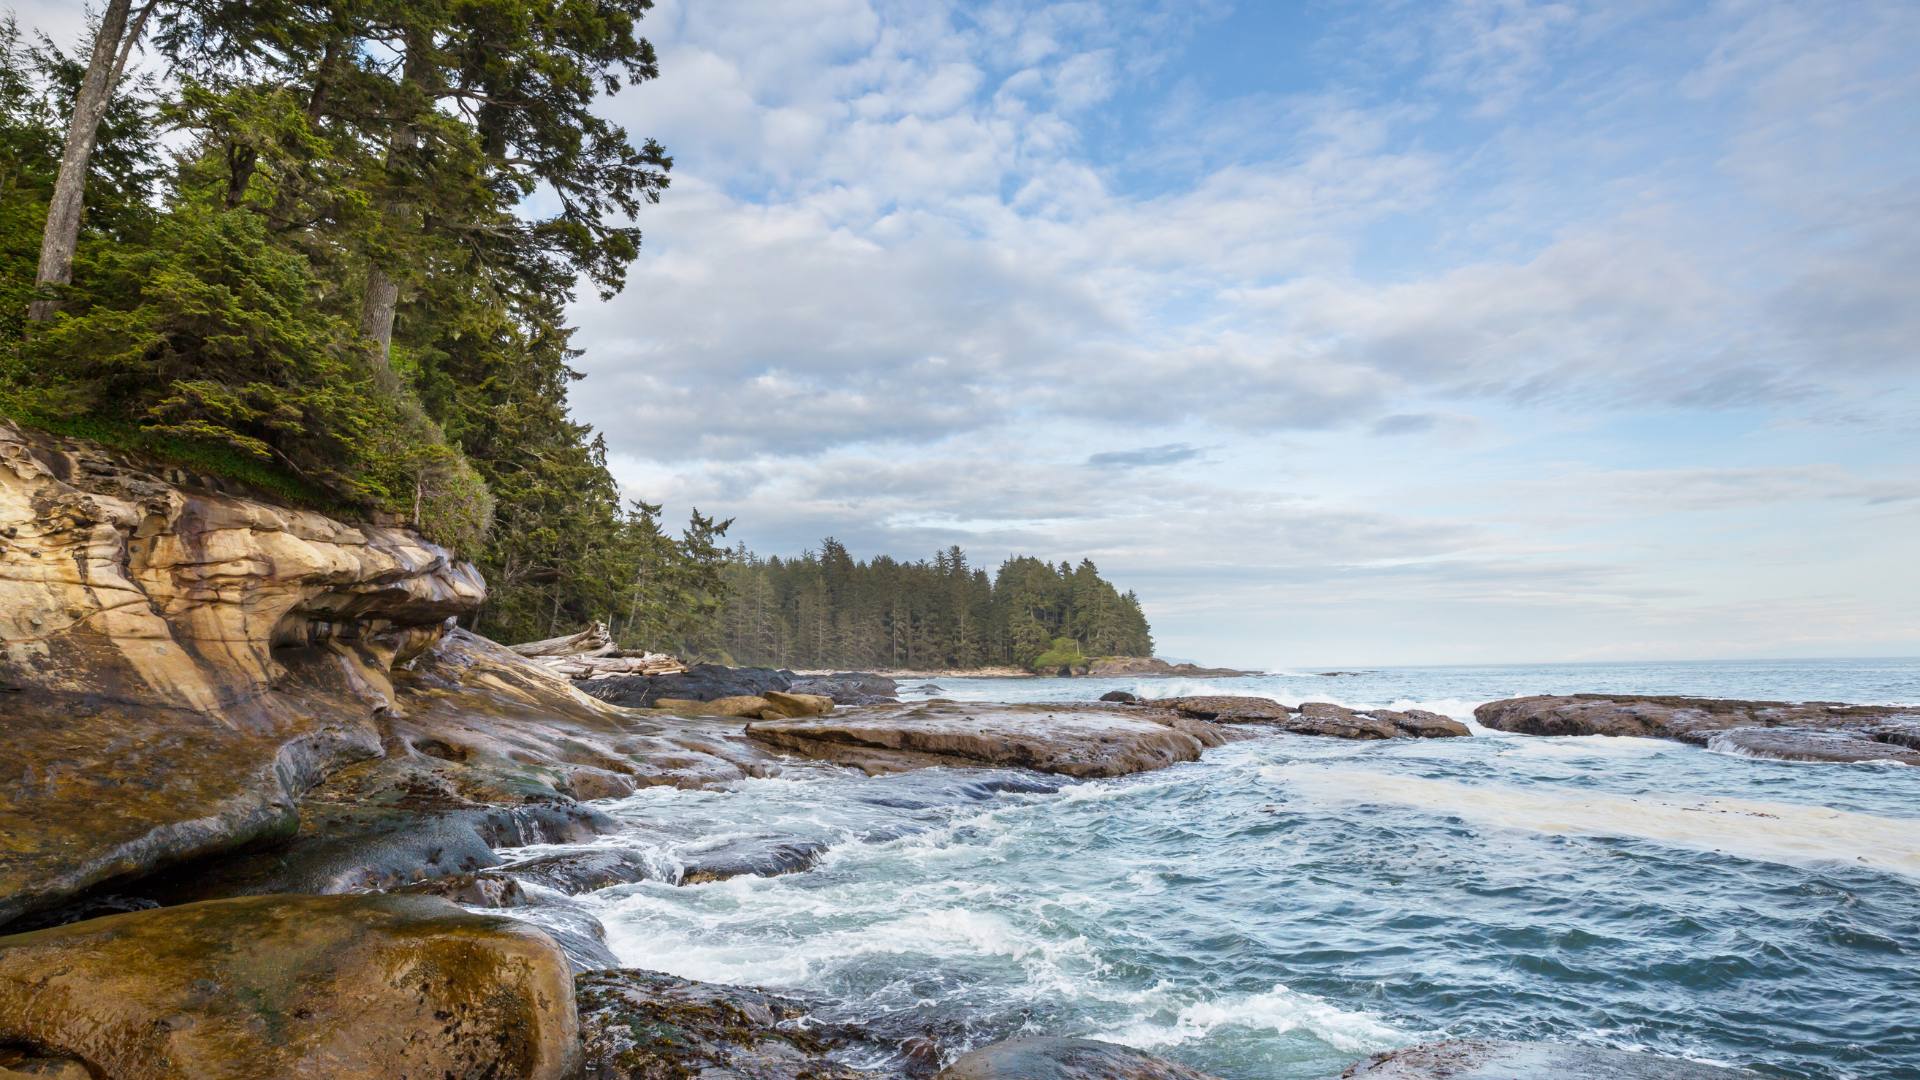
xmin=716 ymin=542 xmax=1154 ymax=672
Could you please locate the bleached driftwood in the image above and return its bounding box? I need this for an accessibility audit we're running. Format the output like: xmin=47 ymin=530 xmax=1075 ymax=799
xmin=509 ymin=621 xmax=615 ymax=658
xmin=508 ymin=622 xmax=686 ymax=679
xmin=534 ymin=652 xmax=688 ymax=680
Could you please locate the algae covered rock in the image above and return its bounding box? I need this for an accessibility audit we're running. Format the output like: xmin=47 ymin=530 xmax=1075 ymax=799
xmin=0 ymin=893 xmax=579 ymax=1080
xmin=935 ymin=1037 xmax=1219 ymax=1079
xmin=577 ymin=969 xmax=889 ymax=1079
xmin=1341 ymin=1039 xmax=1760 ymax=1078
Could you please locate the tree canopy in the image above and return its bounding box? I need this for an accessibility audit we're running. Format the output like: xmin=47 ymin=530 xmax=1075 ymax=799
xmin=0 ymin=3 xmax=698 ymax=636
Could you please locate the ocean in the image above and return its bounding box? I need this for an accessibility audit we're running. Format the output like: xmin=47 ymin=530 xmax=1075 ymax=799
xmin=501 ymin=658 xmax=1920 ymax=1079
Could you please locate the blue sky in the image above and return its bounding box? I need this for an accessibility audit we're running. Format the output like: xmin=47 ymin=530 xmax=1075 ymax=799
xmin=24 ymin=0 xmax=1920 ymax=666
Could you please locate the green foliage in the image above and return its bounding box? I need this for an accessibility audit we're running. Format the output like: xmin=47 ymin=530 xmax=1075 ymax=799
xmin=1031 ymin=637 xmax=1089 ymax=674
xmin=2 ymin=0 xmax=673 ymax=575
xmin=713 ymin=543 xmax=1153 ymax=670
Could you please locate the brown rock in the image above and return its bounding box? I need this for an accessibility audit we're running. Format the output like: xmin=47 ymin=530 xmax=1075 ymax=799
xmin=1148 ymin=695 xmax=1293 ymax=722
xmin=1287 ymin=702 xmax=1401 ymax=740
xmin=760 ymin=690 xmax=836 ymax=718
xmin=1369 ymin=708 xmax=1471 ymax=738
xmin=1475 ymin=695 xmax=1920 ymax=764
xmin=747 ymin=701 xmax=1212 ymax=777
xmin=654 ymin=694 xmax=775 ymax=718
xmin=0 ymin=893 xmax=579 ymax=1080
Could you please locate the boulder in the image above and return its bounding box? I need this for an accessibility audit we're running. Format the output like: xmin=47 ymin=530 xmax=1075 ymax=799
xmin=747 ymin=701 xmax=1218 ymax=778
xmin=0 ymin=893 xmax=579 ymax=1080
xmin=654 ymin=694 xmax=776 ymax=718
xmin=789 ymin=671 xmax=900 ymax=704
xmin=1099 ymin=690 xmax=1140 ymax=703
xmin=1475 ymin=695 xmax=1920 ymax=764
xmin=577 ymin=970 xmax=894 ymax=1079
xmin=761 ymin=690 xmax=836 ymax=718
xmin=1369 ymin=708 xmax=1471 ymax=738
xmin=1341 ymin=1039 xmax=1759 ymax=1078
xmin=1286 ymin=702 xmax=1400 ymax=740
xmin=936 ymin=1037 xmax=1218 ymax=1079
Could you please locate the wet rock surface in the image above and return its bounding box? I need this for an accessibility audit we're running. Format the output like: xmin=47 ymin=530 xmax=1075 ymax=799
xmin=747 ymin=701 xmax=1218 ymax=778
xmin=790 ymin=671 xmax=901 ymax=704
xmin=582 ymin=663 xmax=795 ymax=707
xmin=679 ymin=837 xmax=830 ymax=884
xmin=1150 ymin=695 xmax=1293 ymax=721
xmin=0 ymin=893 xmax=579 ymax=1080
xmin=1476 ymin=695 xmax=1920 ymax=763
xmin=935 ymin=1037 xmax=1220 ymax=1080
xmin=1146 ymin=697 xmax=1469 ymax=740
xmin=1341 ymin=1040 xmax=1760 ymax=1078
xmin=577 ymin=969 xmax=896 ymax=1079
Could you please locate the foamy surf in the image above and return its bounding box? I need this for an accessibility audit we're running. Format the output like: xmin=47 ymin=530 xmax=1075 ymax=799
xmin=1265 ymin=765 xmax=1920 ymax=878
xmin=1099 ymin=983 xmax=1408 ymax=1053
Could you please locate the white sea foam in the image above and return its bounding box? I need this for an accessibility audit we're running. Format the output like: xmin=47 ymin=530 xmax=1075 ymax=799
xmin=1099 ymin=982 xmax=1406 ymax=1053
xmin=1266 ymin=765 xmax=1920 ymax=878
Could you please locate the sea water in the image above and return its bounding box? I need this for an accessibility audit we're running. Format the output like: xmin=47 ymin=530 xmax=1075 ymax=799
xmin=508 ymin=659 xmax=1920 ymax=1079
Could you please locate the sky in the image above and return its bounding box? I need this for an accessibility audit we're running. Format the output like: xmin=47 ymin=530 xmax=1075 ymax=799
xmin=22 ymin=0 xmax=1920 ymax=667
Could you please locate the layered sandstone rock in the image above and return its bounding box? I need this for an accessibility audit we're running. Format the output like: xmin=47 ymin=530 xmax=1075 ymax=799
xmin=0 ymin=893 xmax=579 ymax=1080
xmin=0 ymin=420 xmax=763 ymax=927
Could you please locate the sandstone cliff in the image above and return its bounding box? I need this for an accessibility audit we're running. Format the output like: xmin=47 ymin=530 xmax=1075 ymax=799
xmin=0 ymin=419 xmax=755 ymax=928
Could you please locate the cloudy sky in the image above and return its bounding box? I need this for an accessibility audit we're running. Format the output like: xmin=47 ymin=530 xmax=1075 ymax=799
xmin=27 ymin=0 xmax=1920 ymax=666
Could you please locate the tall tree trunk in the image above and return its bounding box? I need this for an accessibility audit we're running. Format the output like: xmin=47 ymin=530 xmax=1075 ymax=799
xmin=360 ymin=265 xmax=401 ymax=364
xmin=29 ymin=0 xmax=152 ymax=321
xmin=360 ymin=28 xmax=432 ymax=365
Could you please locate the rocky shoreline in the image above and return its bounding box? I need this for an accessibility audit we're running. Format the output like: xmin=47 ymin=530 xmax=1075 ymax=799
xmin=0 ymin=419 xmax=1824 ymax=1078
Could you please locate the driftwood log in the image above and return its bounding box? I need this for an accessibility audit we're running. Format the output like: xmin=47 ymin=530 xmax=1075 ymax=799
xmin=507 ymin=622 xmax=687 ymax=679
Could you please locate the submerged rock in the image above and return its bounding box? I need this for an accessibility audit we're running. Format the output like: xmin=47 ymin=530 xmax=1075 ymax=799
xmin=680 ymin=837 xmax=830 ymax=884
xmin=748 ymin=701 xmax=1217 ymax=777
xmin=936 ymin=1037 xmax=1219 ymax=1079
xmin=1476 ymin=695 xmax=1920 ymax=764
xmin=577 ymin=970 xmax=895 ymax=1079
xmin=0 ymin=893 xmax=579 ymax=1080
xmin=1342 ymin=1040 xmax=1760 ymax=1078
